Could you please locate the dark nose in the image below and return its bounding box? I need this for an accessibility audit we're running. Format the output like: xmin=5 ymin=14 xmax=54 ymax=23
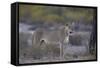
xmin=70 ymin=31 xmax=73 ymax=34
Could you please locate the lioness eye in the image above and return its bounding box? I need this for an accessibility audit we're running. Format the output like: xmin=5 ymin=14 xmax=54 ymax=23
xmin=70 ymin=31 xmax=73 ymax=34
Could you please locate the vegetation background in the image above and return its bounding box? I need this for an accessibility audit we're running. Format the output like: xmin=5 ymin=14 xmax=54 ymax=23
xmin=19 ymin=4 xmax=95 ymax=25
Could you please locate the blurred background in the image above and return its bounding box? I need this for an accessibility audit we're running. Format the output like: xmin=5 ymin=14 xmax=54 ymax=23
xmin=19 ymin=4 xmax=95 ymax=25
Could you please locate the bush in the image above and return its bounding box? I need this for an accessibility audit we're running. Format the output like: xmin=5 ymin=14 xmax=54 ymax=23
xmin=69 ymin=34 xmax=82 ymax=45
